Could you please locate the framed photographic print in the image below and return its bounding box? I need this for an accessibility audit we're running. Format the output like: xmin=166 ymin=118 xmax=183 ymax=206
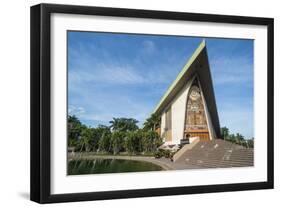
xmin=30 ymin=3 xmax=274 ymax=203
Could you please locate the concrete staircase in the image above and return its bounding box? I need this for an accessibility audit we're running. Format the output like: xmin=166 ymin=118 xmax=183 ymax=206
xmin=175 ymin=139 xmax=253 ymax=168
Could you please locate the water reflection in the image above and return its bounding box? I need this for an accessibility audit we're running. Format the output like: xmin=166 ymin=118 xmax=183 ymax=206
xmin=68 ymin=159 xmax=163 ymax=175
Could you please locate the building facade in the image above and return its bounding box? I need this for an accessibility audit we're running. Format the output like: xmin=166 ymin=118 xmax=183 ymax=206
xmin=154 ymin=40 xmax=221 ymax=145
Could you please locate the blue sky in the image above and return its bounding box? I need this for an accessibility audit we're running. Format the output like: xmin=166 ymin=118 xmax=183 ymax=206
xmin=68 ymin=31 xmax=254 ymax=139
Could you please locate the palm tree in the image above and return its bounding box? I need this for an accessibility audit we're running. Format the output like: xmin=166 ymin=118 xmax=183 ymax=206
xmin=235 ymin=133 xmax=245 ymax=145
xmin=109 ymin=118 xmax=138 ymax=132
xmin=111 ymin=131 xmax=126 ymax=154
xmin=143 ymin=113 xmax=160 ymax=131
xmin=109 ymin=118 xmax=120 ymax=131
xmin=79 ymin=127 xmax=93 ymax=152
xmin=221 ymin=127 xmax=229 ymax=140
xmin=68 ymin=115 xmax=82 ymax=140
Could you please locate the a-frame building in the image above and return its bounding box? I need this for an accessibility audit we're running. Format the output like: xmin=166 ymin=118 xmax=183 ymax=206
xmin=154 ymin=40 xmax=221 ymax=145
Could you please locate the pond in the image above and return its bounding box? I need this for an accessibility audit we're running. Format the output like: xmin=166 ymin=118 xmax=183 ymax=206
xmin=68 ymin=159 xmax=163 ymax=175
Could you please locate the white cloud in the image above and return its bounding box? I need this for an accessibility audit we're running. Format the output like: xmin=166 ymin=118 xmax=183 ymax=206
xmin=68 ymin=105 xmax=85 ymax=115
xmin=68 ymin=59 xmax=177 ymax=87
xmin=81 ymin=114 xmax=113 ymax=123
xmin=69 ymin=65 xmax=145 ymax=85
xmin=142 ymin=40 xmax=157 ymax=54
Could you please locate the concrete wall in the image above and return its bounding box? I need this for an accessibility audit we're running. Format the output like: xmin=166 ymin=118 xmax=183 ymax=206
xmin=160 ymin=112 xmax=166 ymax=141
xmin=160 ymin=77 xmax=194 ymax=144
xmin=170 ymin=81 xmax=192 ymax=144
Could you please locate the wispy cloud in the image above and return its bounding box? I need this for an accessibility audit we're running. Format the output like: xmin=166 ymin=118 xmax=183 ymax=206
xmin=141 ymin=40 xmax=157 ymax=55
xmin=68 ymin=105 xmax=85 ymax=116
xmin=69 ymin=64 xmax=145 ymax=85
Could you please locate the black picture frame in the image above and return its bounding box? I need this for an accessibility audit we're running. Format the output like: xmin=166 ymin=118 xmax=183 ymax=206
xmin=30 ymin=3 xmax=274 ymax=204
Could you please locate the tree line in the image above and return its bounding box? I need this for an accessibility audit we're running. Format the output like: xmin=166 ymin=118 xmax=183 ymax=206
xmin=221 ymin=127 xmax=254 ymax=148
xmin=68 ymin=114 xmax=162 ymax=155
xmin=68 ymin=114 xmax=253 ymax=156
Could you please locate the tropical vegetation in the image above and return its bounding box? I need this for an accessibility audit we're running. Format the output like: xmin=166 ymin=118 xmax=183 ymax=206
xmin=221 ymin=126 xmax=254 ymax=148
xmin=68 ymin=113 xmax=162 ymax=155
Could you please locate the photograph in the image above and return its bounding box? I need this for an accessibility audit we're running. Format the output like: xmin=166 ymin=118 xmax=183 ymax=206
xmin=29 ymin=3 xmax=273 ymax=203
xmin=67 ymin=31 xmax=254 ymax=175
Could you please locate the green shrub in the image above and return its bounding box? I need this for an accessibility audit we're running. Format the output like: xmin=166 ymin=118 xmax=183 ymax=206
xmin=163 ymin=150 xmax=171 ymax=158
xmin=154 ymin=150 xmax=162 ymax=159
xmin=247 ymin=138 xmax=254 ymax=148
xmin=153 ymin=149 xmax=173 ymax=159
